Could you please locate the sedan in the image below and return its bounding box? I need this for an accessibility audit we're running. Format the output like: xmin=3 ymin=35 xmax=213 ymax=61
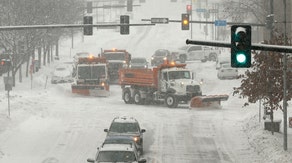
xmin=217 ymin=63 xmax=238 ymax=80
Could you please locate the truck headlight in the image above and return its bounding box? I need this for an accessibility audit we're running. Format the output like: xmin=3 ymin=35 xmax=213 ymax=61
xmin=133 ymin=136 xmax=139 ymax=142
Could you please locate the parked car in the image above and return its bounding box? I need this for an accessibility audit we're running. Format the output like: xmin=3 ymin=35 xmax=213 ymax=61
xmin=87 ymin=143 xmax=146 ymax=163
xmin=51 ymin=65 xmax=73 ymax=84
xmin=129 ymin=57 xmax=148 ymax=69
xmin=104 ymin=116 xmax=146 ymax=153
xmin=176 ymin=45 xmax=220 ymax=63
xmin=151 ymin=49 xmax=171 ymax=66
xmin=217 ymin=63 xmax=238 ymax=80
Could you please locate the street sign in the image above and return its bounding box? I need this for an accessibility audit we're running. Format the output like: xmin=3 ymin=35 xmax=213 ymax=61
xmin=214 ymin=20 xmax=227 ymax=26
xmin=196 ymin=8 xmax=206 ymax=13
xmin=150 ymin=18 xmax=169 ymax=24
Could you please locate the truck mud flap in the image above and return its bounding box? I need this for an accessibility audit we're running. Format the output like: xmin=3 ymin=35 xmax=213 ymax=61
xmin=189 ymin=94 xmax=229 ymax=108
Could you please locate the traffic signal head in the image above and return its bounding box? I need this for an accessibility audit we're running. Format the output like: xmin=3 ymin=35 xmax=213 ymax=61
xmin=186 ymin=5 xmax=192 ymax=14
xmin=127 ymin=0 xmax=133 ymax=12
xmin=181 ymin=14 xmax=189 ymax=30
xmin=86 ymin=1 xmax=93 ymax=14
xmin=83 ymin=16 xmax=93 ymax=35
xmin=266 ymin=14 xmax=274 ymax=29
xmin=120 ymin=15 xmax=130 ymax=35
xmin=231 ymin=25 xmax=251 ymax=68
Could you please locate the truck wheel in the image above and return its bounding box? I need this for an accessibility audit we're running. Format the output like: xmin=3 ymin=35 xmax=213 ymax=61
xmin=123 ymin=88 xmax=133 ymax=104
xmin=134 ymin=90 xmax=144 ymax=105
xmin=165 ymin=94 xmax=178 ymax=108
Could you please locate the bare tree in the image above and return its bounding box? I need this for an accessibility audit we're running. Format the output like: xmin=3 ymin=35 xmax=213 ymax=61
xmin=0 ymin=0 xmax=84 ymax=86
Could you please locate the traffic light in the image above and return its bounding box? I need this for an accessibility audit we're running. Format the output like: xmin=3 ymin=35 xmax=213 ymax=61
xmin=127 ymin=0 xmax=133 ymax=12
xmin=83 ymin=16 xmax=93 ymax=35
xmin=181 ymin=14 xmax=189 ymax=30
xmin=231 ymin=25 xmax=251 ymax=68
xmin=86 ymin=1 xmax=93 ymax=14
xmin=266 ymin=14 xmax=274 ymax=29
xmin=186 ymin=5 xmax=192 ymax=15
xmin=120 ymin=15 xmax=130 ymax=35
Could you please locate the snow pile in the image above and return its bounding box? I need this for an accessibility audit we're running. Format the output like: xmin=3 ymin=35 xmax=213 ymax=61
xmin=243 ymin=114 xmax=292 ymax=163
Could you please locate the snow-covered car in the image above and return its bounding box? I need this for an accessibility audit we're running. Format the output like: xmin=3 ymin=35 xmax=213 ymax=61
xmin=87 ymin=143 xmax=146 ymax=163
xmin=129 ymin=57 xmax=148 ymax=69
xmin=104 ymin=116 xmax=146 ymax=153
xmin=51 ymin=65 xmax=73 ymax=84
xmin=217 ymin=63 xmax=238 ymax=80
xmin=151 ymin=49 xmax=170 ymax=66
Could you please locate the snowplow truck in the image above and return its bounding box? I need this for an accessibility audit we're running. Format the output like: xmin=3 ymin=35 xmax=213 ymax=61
xmin=71 ymin=56 xmax=110 ymax=97
xmin=100 ymin=49 xmax=131 ymax=84
xmin=119 ymin=61 xmax=203 ymax=108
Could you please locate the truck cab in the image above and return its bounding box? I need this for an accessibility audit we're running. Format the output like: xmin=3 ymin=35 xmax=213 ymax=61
xmin=101 ymin=49 xmax=131 ymax=84
xmin=157 ymin=65 xmax=202 ymax=107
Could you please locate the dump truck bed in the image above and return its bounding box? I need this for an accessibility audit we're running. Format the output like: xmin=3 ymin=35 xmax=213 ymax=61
xmin=119 ymin=68 xmax=157 ymax=88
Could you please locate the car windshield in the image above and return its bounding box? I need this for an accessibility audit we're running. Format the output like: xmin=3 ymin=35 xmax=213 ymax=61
xmin=109 ymin=122 xmax=139 ymax=133
xmin=98 ymin=151 xmax=136 ymax=162
xmin=104 ymin=138 xmax=133 ymax=144
xmin=168 ymin=71 xmax=191 ymax=80
xmin=55 ymin=67 xmax=66 ymax=71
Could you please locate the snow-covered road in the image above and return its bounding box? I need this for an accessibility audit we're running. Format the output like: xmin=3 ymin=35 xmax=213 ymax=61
xmin=0 ymin=0 xmax=291 ymax=163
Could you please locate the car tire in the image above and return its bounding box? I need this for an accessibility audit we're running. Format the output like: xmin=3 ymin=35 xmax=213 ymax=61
xmin=134 ymin=90 xmax=144 ymax=105
xmin=123 ymin=88 xmax=133 ymax=104
xmin=165 ymin=94 xmax=178 ymax=108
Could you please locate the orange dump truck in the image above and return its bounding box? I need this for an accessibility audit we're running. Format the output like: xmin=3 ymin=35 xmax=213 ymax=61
xmin=119 ymin=61 xmax=229 ymax=108
xmin=119 ymin=61 xmax=204 ymax=108
xmin=71 ymin=56 xmax=110 ymax=97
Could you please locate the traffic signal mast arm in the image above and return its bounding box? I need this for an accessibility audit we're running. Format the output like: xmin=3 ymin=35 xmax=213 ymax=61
xmin=0 ymin=23 xmax=155 ymax=31
xmin=141 ymin=19 xmax=265 ymax=27
xmin=186 ymin=39 xmax=292 ymax=53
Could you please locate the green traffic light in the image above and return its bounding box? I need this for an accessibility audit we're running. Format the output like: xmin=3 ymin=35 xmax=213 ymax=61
xmin=236 ymin=53 xmax=247 ymax=64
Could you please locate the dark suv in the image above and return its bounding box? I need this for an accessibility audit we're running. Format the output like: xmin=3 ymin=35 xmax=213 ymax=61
xmin=151 ymin=49 xmax=171 ymax=66
xmin=104 ymin=116 xmax=146 ymax=154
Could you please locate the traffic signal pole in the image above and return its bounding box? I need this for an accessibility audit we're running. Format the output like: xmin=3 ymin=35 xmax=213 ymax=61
xmin=282 ymin=0 xmax=288 ymax=151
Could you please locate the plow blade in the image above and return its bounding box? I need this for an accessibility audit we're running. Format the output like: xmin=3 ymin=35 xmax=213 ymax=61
xmin=72 ymin=85 xmax=110 ymax=97
xmin=190 ymin=94 xmax=229 ymax=108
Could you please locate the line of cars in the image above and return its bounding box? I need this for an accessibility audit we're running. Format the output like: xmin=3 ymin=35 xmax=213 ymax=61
xmin=87 ymin=116 xmax=147 ymax=163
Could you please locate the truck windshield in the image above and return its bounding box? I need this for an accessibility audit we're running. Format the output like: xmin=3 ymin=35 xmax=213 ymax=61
xmin=168 ymin=71 xmax=191 ymax=80
xmin=78 ymin=65 xmax=106 ymax=79
xmin=103 ymin=52 xmax=126 ymax=60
